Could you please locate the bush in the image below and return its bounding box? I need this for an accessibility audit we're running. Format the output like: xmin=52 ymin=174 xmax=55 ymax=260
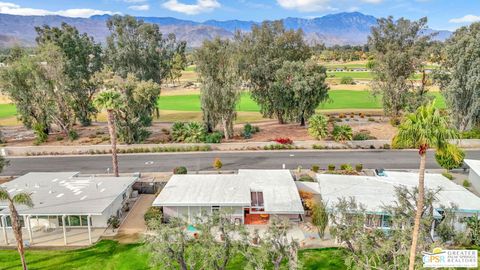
xmin=383 ymin=143 xmax=391 ymax=149
xmin=298 ymin=174 xmax=315 ymax=182
xmin=242 ymin=123 xmax=259 ymax=139
xmin=107 ymin=216 xmax=120 ymax=232
xmin=442 ymin=172 xmax=454 ymax=180
xmin=171 ymin=121 xmax=206 ymax=143
xmin=340 ymin=76 xmax=354 ymax=84
xmin=340 ymin=163 xmax=353 ymax=171
xmin=463 ymin=179 xmax=471 ymax=188
xmin=312 ymin=144 xmax=324 ymax=149
xmin=435 ymin=144 xmax=465 ymax=170
xmin=274 ymin=137 xmax=293 ymax=145
xmin=173 ymin=166 xmax=188 ymax=174
xmin=355 ymin=164 xmax=363 ymax=172
xmin=332 ymin=125 xmax=353 ymax=142
xmin=204 ymin=131 xmax=223 ymax=143
xmin=144 ymin=207 xmax=162 ymax=227
xmin=460 ymin=128 xmax=480 ymax=139
xmin=352 ymin=132 xmax=370 ymax=141
xmin=263 ymin=144 xmax=297 ymax=150
xmin=327 ymin=164 xmax=335 ymax=171
xmin=311 ymin=165 xmax=320 ymax=173
xmin=308 ymin=114 xmax=329 ymax=140
xmin=213 ymin=158 xmax=223 ymax=170
xmin=368 ymin=117 xmax=375 ymax=122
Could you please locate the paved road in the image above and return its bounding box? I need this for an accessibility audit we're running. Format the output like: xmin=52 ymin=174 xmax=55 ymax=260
xmin=2 ymin=150 xmax=480 ymax=176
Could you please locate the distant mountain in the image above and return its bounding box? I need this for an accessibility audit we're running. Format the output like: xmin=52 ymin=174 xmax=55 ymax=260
xmin=0 ymin=12 xmax=451 ymax=48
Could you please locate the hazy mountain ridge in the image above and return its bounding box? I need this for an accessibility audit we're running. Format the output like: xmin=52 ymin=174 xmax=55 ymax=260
xmin=0 ymin=12 xmax=451 ymax=48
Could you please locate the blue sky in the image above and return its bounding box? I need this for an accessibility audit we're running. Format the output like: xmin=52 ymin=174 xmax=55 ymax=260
xmin=0 ymin=0 xmax=479 ymax=30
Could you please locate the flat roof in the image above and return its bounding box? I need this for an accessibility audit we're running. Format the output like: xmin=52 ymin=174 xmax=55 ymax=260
xmin=0 ymin=172 xmax=137 ymax=216
xmin=318 ymin=171 xmax=480 ymax=214
xmin=465 ymin=159 xmax=480 ymax=176
xmin=153 ymin=170 xmax=304 ymax=214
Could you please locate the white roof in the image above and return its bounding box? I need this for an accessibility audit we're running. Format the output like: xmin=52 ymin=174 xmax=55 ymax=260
xmin=153 ymin=170 xmax=304 ymax=214
xmin=0 ymin=172 xmax=137 ymax=216
xmin=465 ymin=159 xmax=480 ymax=175
xmin=318 ymin=171 xmax=480 ymax=214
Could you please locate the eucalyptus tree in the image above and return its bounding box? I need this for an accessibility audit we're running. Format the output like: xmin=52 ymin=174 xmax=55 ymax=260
xmin=195 ymin=38 xmax=240 ymax=139
xmin=272 ymin=59 xmax=329 ymax=125
xmin=393 ymin=102 xmax=458 ymax=270
xmin=0 ymin=187 xmax=33 ymax=270
xmin=435 ymin=22 xmax=480 ymax=131
xmin=94 ymin=90 xmax=123 ymax=177
xmin=35 ymin=23 xmax=103 ymax=126
xmin=236 ymin=20 xmax=311 ymax=124
xmin=105 ymin=15 xmax=186 ymax=85
xmin=368 ymin=17 xmax=432 ymax=118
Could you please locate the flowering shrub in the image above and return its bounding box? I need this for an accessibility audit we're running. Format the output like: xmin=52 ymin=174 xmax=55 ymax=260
xmin=274 ymin=137 xmax=293 ymax=145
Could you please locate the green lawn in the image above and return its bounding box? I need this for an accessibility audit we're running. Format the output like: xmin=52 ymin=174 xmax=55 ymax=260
xmin=0 ymin=91 xmax=446 ymax=121
xmin=158 ymin=91 xmax=445 ymax=112
xmin=0 ymin=240 xmax=346 ymax=270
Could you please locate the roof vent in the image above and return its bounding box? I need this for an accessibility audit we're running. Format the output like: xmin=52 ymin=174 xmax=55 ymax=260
xmin=56 ymin=193 xmax=64 ymax=198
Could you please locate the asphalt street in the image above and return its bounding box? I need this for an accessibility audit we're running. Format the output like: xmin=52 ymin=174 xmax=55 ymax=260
xmin=2 ymin=150 xmax=480 ymax=176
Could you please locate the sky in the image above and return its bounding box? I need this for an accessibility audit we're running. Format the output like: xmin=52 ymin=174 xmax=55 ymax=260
xmin=0 ymin=0 xmax=479 ymax=30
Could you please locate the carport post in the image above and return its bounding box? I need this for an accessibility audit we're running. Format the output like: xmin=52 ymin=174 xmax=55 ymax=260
xmin=1 ymin=215 xmax=8 ymax=245
xmin=26 ymin=215 xmax=33 ymax=244
xmin=62 ymin=215 xmax=67 ymax=245
xmin=87 ymin=215 xmax=92 ymax=244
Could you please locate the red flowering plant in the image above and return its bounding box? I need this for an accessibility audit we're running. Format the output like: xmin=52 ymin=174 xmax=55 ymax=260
xmin=274 ymin=137 xmax=293 ymax=145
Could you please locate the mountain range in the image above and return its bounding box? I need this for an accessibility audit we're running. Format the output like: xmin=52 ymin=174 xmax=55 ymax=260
xmin=0 ymin=12 xmax=452 ymax=48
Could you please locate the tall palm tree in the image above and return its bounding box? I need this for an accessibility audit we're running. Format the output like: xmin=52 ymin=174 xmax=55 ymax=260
xmin=393 ymin=102 xmax=458 ymax=270
xmin=94 ymin=90 xmax=123 ymax=177
xmin=0 ymin=188 xmax=33 ymax=270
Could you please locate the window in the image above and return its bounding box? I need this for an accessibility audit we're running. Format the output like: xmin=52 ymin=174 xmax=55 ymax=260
xmin=4 ymin=216 xmax=24 ymax=228
xmin=212 ymin=206 xmax=220 ymax=213
xmin=81 ymin=216 xmax=88 ymax=226
xmin=250 ymin=191 xmax=264 ymax=212
xmin=69 ymin=216 xmax=81 ymax=226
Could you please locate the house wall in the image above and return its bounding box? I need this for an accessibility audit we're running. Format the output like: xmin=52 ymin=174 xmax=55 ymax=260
xmin=468 ymin=170 xmax=480 ymax=194
xmin=163 ymin=206 xmax=244 ymax=223
xmin=96 ymin=185 xmax=133 ymax=227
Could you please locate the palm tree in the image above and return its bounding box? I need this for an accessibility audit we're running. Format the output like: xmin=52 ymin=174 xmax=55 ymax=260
xmin=94 ymin=90 xmax=123 ymax=177
xmin=0 ymin=188 xmax=33 ymax=270
xmin=393 ymin=102 xmax=458 ymax=270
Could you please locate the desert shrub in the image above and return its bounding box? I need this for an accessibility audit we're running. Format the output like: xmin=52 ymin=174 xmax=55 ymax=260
xmin=340 ymin=163 xmax=353 ymax=171
xmin=355 ymin=164 xmax=363 ymax=172
xmin=311 ymin=165 xmax=320 ymax=173
xmin=308 ymin=114 xmax=329 ymax=140
xmin=460 ymin=128 xmax=480 ymax=139
xmin=312 ymin=144 xmax=324 ymax=149
xmin=435 ymin=144 xmax=465 ymax=170
xmin=338 ymin=113 xmax=346 ymax=119
xmin=442 ymin=172 xmax=454 ymax=180
xmin=213 ymin=158 xmax=223 ymax=170
xmin=68 ymin=130 xmax=79 ymax=141
xmin=327 ymin=164 xmax=335 ymax=171
xmin=368 ymin=117 xmax=375 ymax=122
xmin=274 ymin=137 xmax=293 ymax=145
xmin=173 ymin=166 xmax=188 ymax=174
xmin=171 ymin=121 xmax=206 ymax=143
xmin=353 ymin=131 xmax=371 ymax=141
xmin=298 ymin=174 xmax=315 ymax=182
xmin=463 ymin=179 xmax=471 ymax=188
xmin=359 ymin=112 xmax=365 ymax=118
xmin=311 ymin=200 xmax=328 ymax=238
xmin=56 ymin=136 xmax=64 ymax=141
xmin=144 ymin=207 xmax=162 ymax=227
xmin=242 ymin=123 xmax=259 ymax=139
xmin=33 ymin=123 xmax=48 ymax=144
xmin=263 ymin=144 xmax=296 ymax=150
xmin=383 ymin=143 xmax=391 ymax=149
xmin=340 ymin=76 xmax=354 ymax=84
xmin=204 ymin=131 xmax=223 ymax=143
xmin=389 ymin=117 xmax=401 ymax=127
xmin=332 ymin=125 xmax=353 ymax=142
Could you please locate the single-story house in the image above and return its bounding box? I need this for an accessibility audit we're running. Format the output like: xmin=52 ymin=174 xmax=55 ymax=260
xmin=465 ymin=159 xmax=480 ymax=193
xmin=153 ymin=170 xmax=305 ymax=225
xmin=0 ymin=172 xmax=137 ymax=245
xmin=317 ymin=171 xmax=480 ymax=232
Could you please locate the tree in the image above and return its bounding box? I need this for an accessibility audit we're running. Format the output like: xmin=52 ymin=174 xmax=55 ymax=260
xmin=106 ymin=15 xmax=185 ymax=85
xmin=435 ymin=22 xmax=480 ymax=131
xmin=236 ymin=21 xmax=311 ymax=124
xmin=195 ymin=38 xmax=240 ymax=139
xmin=271 ymin=60 xmax=329 ymax=125
xmin=169 ymin=51 xmax=187 ymax=85
xmin=311 ymin=199 xmax=329 ymax=239
xmin=94 ymin=90 xmax=123 ymax=177
xmin=308 ymin=114 xmax=329 ymax=139
xmin=35 ymin=23 xmax=103 ymax=126
xmin=393 ymin=102 xmax=458 ymax=270
xmin=329 ymin=187 xmax=456 ymax=270
xmin=368 ymin=17 xmax=432 ymax=118
xmin=95 ymin=70 xmax=162 ymax=144
xmin=0 ymin=188 xmax=33 ymax=270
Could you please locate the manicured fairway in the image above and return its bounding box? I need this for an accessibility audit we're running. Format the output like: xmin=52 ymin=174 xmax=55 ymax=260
xmin=327 ymin=71 xmax=422 ymax=80
xmin=0 ymin=103 xmax=16 ymax=118
xmin=158 ymin=90 xmax=445 ymax=111
xmin=0 ymin=240 xmax=347 ymax=270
